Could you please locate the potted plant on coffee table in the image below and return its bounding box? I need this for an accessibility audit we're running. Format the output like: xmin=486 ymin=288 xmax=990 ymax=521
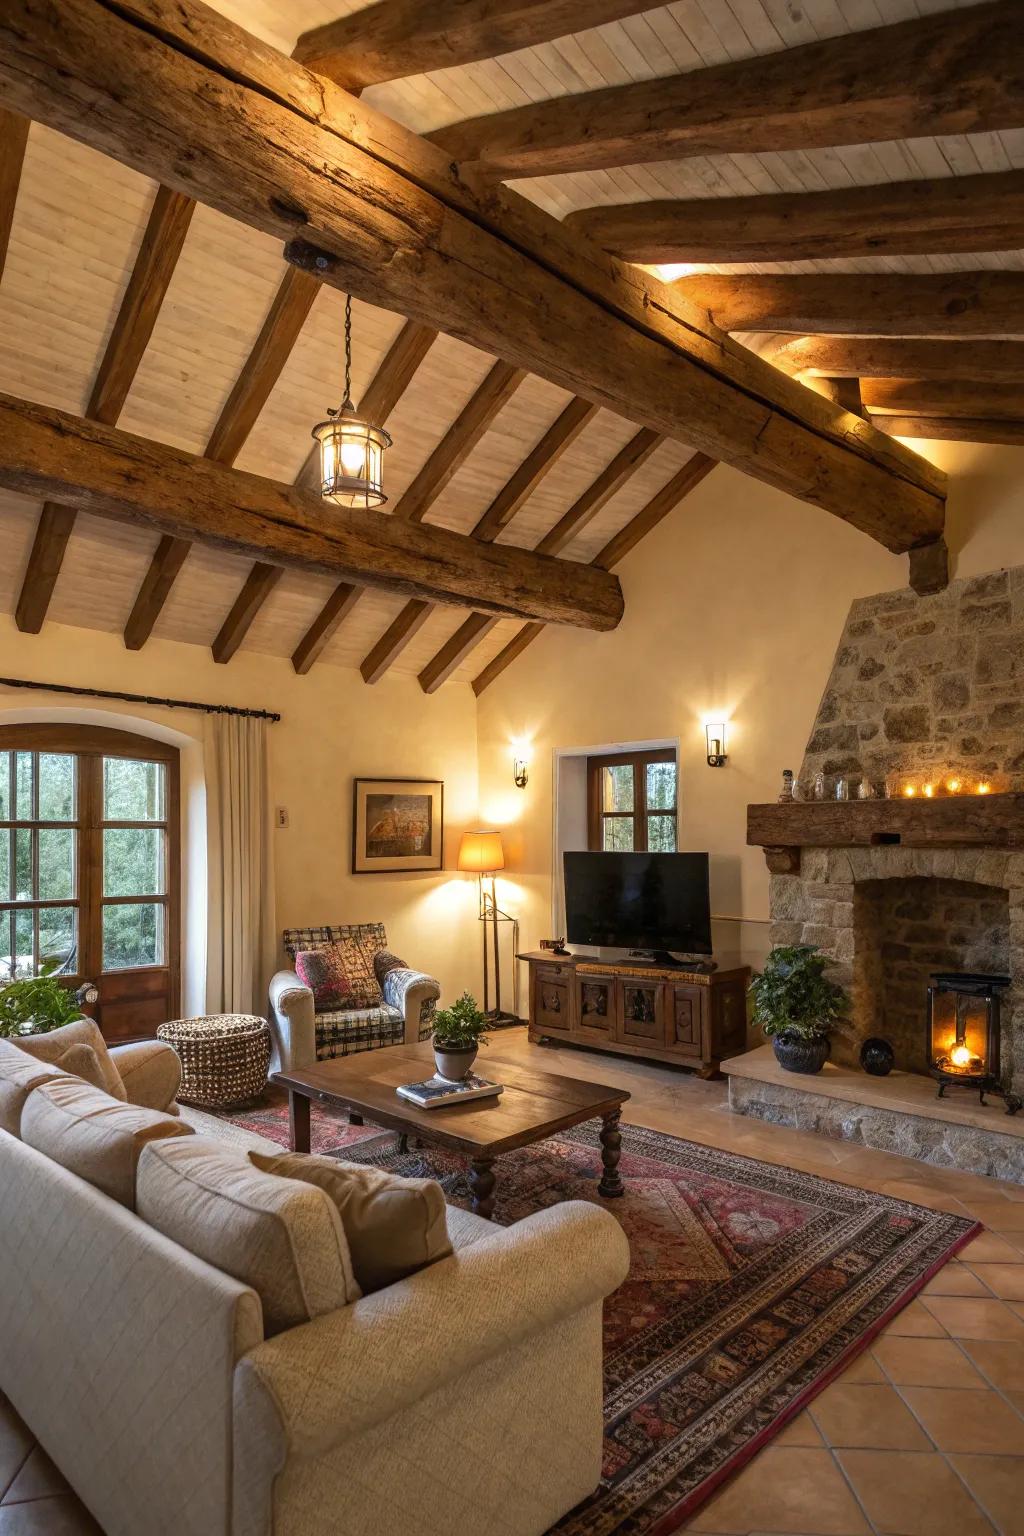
xmin=432 ymin=992 xmax=491 ymax=1082
xmin=750 ymin=944 xmax=847 ymax=1075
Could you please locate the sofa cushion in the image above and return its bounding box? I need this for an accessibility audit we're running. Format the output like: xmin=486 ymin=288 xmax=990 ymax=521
xmin=250 ymin=1150 xmax=452 ymax=1294
xmin=297 ymin=932 xmax=383 ymax=1012
xmin=137 ymin=1137 xmax=359 ymax=1334
xmin=314 ymin=1005 xmax=403 ymax=1060
xmin=0 ymin=1038 xmax=69 ymax=1137
xmin=294 ymin=946 xmax=356 ymax=1012
xmin=21 ymin=1075 xmax=191 ymax=1207
xmin=13 ymin=1018 xmax=127 ymax=1102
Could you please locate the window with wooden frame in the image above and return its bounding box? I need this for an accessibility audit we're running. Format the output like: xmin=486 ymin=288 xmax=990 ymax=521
xmin=587 ymin=749 xmax=677 ymax=853
xmin=0 ymin=725 xmax=180 ymax=1040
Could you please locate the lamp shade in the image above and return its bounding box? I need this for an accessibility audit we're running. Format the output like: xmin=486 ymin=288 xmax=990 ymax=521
xmin=458 ymin=830 xmax=505 ymax=873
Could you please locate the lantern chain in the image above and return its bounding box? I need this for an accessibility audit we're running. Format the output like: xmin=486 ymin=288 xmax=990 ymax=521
xmin=343 ymin=293 xmax=353 ymax=410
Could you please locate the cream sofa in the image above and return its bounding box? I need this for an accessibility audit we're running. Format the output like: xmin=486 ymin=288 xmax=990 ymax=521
xmin=0 ymin=1041 xmax=630 ymax=1536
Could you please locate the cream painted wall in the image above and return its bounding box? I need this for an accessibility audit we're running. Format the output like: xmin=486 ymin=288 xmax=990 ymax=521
xmin=0 ymin=617 xmax=483 ymax=1007
xmin=476 ymin=445 xmax=1024 ymax=974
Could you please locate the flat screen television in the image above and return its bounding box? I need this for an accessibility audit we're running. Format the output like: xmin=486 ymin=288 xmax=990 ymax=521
xmin=563 ymin=851 xmax=712 ymax=957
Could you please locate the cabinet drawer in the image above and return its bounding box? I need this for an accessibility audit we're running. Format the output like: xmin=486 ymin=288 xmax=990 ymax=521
xmin=616 ymin=978 xmax=668 ymax=1048
xmin=575 ymin=976 xmax=617 ymax=1041
xmin=533 ymin=967 xmax=573 ymax=1033
xmin=669 ymin=983 xmax=706 ymax=1059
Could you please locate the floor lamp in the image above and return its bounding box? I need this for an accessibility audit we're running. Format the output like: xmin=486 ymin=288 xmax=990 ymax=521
xmin=458 ymin=830 xmax=519 ymax=1024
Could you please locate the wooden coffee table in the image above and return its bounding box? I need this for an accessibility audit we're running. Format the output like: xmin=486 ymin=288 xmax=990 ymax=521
xmin=273 ymin=1042 xmax=630 ymax=1218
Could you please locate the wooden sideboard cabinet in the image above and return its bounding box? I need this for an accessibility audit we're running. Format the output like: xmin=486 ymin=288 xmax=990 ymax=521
xmin=520 ymin=951 xmax=750 ymax=1077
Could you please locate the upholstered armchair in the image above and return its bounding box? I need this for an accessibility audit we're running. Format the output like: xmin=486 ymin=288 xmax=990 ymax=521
xmin=268 ymin=924 xmax=440 ymax=1074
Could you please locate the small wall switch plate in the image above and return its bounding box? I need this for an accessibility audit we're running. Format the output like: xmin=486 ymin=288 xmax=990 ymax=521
xmin=275 ymin=806 xmax=289 ymax=829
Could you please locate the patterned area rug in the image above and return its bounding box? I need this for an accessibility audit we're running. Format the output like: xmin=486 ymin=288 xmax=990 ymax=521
xmin=221 ymin=1092 xmax=978 ymax=1535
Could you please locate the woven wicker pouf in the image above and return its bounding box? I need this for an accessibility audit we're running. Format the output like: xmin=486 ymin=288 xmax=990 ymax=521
xmin=157 ymin=1013 xmax=271 ymax=1109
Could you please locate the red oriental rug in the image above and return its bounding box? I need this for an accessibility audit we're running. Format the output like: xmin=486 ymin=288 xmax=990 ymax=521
xmin=221 ymin=1093 xmax=978 ymax=1535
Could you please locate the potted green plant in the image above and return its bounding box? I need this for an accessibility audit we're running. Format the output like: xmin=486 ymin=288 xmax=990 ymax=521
xmin=0 ymin=967 xmax=83 ymax=1040
xmin=431 ymin=992 xmax=491 ymax=1081
xmin=749 ymin=944 xmax=847 ymax=1075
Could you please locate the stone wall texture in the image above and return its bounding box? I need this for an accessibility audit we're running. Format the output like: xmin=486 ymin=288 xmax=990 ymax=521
xmin=799 ymin=565 xmax=1024 ymax=794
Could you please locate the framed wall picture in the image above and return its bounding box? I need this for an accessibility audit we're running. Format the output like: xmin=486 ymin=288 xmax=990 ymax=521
xmin=352 ymin=778 xmax=444 ymax=873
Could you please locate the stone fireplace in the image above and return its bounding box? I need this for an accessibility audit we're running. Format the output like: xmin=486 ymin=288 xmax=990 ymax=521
xmin=730 ymin=567 xmax=1024 ymax=1180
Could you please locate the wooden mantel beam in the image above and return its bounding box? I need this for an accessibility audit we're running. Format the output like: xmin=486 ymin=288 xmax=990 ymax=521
xmin=432 ymin=3 xmax=1024 ymax=181
xmin=0 ymin=0 xmax=944 ymax=553
xmin=675 ymin=272 xmax=1024 ymax=339
xmin=0 ymin=393 xmax=623 ymax=632
xmin=292 ymin=0 xmax=655 ymax=92
xmin=566 ymin=169 xmax=1024 ymax=265
xmin=765 ymin=337 xmax=1024 ymax=384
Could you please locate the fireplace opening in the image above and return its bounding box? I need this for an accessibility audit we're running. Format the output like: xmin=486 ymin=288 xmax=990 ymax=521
xmin=852 ymin=877 xmax=1010 ymax=1075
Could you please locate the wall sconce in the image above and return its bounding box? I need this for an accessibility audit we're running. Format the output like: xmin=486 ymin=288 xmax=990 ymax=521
xmin=513 ymin=757 xmax=529 ymax=788
xmin=705 ymin=723 xmax=727 ymax=768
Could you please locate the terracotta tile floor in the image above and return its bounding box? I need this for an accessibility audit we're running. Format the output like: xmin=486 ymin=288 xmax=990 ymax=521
xmin=4 ymin=1027 xmax=1024 ymax=1535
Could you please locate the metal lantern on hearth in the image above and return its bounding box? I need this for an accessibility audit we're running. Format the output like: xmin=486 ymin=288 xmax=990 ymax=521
xmin=312 ymin=294 xmax=392 ymax=508
xmin=926 ymin=971 xmax=1019 ymax=1113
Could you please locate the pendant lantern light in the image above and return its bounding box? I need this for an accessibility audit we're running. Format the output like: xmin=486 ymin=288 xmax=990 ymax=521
xmin=312 ymin=294 xmax=392 ymax=508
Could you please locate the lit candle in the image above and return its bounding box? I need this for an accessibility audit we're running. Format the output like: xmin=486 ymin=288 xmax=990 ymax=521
xmin=978 ymin=783 xmax=991 ymax=795
xmin=946 ymin=778 xmax=961 ymax=794
xmin=903 ymin=785 xmax=917 ymax=798
xmin=923 ymin=783 xmax=935 ymax=798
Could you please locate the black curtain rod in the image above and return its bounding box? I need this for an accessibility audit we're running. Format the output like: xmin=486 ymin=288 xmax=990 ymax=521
xmin=0 ymin=677 xmax=280 ymax=722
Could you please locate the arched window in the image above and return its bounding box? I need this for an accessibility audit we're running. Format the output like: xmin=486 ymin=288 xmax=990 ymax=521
xmin=0 ymin=725 xmax=180 ymax=1040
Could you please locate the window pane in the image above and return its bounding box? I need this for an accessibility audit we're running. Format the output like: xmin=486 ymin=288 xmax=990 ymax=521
xmin=14 ymin=829 xmax=32 ymax=902
xmin=0 ymin=832 xmax=8 ymax=900
xmin=648 ymin=814 xmax=677 ymax=852
xmin=15 ymin=752 xmax=33 ymax=820
xmin=0 ymin=753 xmax=9 ymax=820
xmin=38 ymin=828 xmax=75 ymax=901
xmin=38 ymin=754 xmax=76 ymax=821
xmin=104 ymin=758 xmax=165 ymax=821
xmin=600 ymin=764 xmax=634 ymax=813
xmin=13 ymin=908 xmax=33 ymax=978
xmin=38 ymin=907 xmax=76 ymax=973
xmin=104 ymin=828 xmax=164 ymax=897
xmin=647 ymin=760 xmax=677 ymax=811
xmin=103 ymin=903 xmax=164 ymax=969
xmin=602 ymin=815 xmax=634 ymax=851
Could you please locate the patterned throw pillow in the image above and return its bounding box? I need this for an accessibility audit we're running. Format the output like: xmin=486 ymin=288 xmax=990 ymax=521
xmin=295 ymin=939 xmax=382 ymax=1012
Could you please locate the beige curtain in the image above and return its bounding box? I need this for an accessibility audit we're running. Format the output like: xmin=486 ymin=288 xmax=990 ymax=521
xmin=204 ymin=713 xmax=276 ymax=1015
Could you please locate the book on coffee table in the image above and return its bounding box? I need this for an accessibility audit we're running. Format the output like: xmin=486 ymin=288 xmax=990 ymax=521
xmin=396 ymin=1073 xmax=503 ymax=1109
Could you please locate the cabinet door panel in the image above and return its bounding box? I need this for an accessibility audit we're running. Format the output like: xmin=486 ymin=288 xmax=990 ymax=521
xmin=616 ymin=978 xmax=667 ymax=1047
xmin=576 ymin=975 xmax=617 ymax=1041
xmin=670 ymin=984 xmax=705 ymax=1058
xmin=533 ymin=967 xmax=573 ymax=1034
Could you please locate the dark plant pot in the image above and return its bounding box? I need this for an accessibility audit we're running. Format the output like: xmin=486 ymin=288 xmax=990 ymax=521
xmin=860 ymin=1037 xmax=895 ymax=1077
xmin=772 ymin=1032 xmax=830 ymax=1075
xmin=433 ymin=1042 xmax=478 ymax=1082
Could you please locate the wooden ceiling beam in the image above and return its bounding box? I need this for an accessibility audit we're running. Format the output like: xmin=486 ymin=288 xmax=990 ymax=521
xmin=0 ymin=0 xmax=945 ymax=553
xmin=433 ymin=2 xmax=1024 ymax=180
xmin=861 ymin=380 xmax=1024 ymax=420
xmin=675 ymin=272 xmax=1024 ymax=338
xmin=123 ymin=534 xmax=191 ymax=651
xmin=290 ymin=319 xmax=439 ymax=673
xmin=0 ymin=107 xmax=28 ymax=282
xmin=871 ymin=415 xmax=1024 ymax=446
xmin=808 ymin=377 xmax=865 ymax=418
xmin=0 ymin=392 xmax=623 ymax=631
xmin=16 ymin=182 xmax=194 ymax=636
xmin=417 ymin=424 xmax=662 ymax=691
xmin=362 ymin=393 xmax=594 ymax=684
xmin=292 ymin=0 xmax=656 ymax=92
xmin=566 ymin=170 xmax=1024 ymax=264
xmin=212 ymin=563 xmax=284 ymax=664
xmin=472 ymin=454 xmax=717 ymax=695
xmin=766 ymin=337 xmax=1024 ymax=383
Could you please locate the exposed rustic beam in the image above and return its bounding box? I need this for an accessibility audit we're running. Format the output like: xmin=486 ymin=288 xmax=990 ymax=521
xmin=871 ymin=415 xmax=1024 ymax=446
xmin=809 ymin=377 xmax=865 ymax=418
xmin=418 ymin=424 xmax=662 ymax=691
xmin=566 ymin=170 xmax=1024 ymax=264
xmin=0 ymin=393 xmax=622 ymax=631
xmin=14 ymin=505 xmax=76 ymax=634
xmin=0 ymin=0 xmax=945 ymax=554
xmin=123 ymin=534 xmax=191 ymax=651
xmin=908 ymin=538 xmax=949 ymax=596
xmin=472 ymin=454 xmax=717 ymax=695
xmin=290 ymin=319 xmax=439 ymax=673
xmin=362 ymin=393 xmax=594 ymax=683
xmin=432 ymin=3 xmax=1024 ymax=181
xmin=16 ymin=182 xmax=194 ymax=635
xmin=861 ymin=380 xmax=1024 ymax=420
xmin=0 ymin=108 xmax=28 ymax=281
xmin=766 ymin=337 xmax=1024 ymax=383
xmin=676 ymin=272 xmax=1024 ymax=338
xmin=212 ymin=563 xmax=284 ymax=664
xmin=292 ymin=0 xmax=654 ymax=92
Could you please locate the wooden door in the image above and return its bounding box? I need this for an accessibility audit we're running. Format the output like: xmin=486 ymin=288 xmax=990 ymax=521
xmin=616 ymin=977 xmax=667 ymax=1049
xmin=669 ymin=983 xmax=706 ymax=1059
xmin=0 ymin=725 xmax=180 ymax=1041
xmin=575 ymin=973 xmax=617 ymax=1044
xmin=531 ymin=964 xmax=573 ymax=1037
